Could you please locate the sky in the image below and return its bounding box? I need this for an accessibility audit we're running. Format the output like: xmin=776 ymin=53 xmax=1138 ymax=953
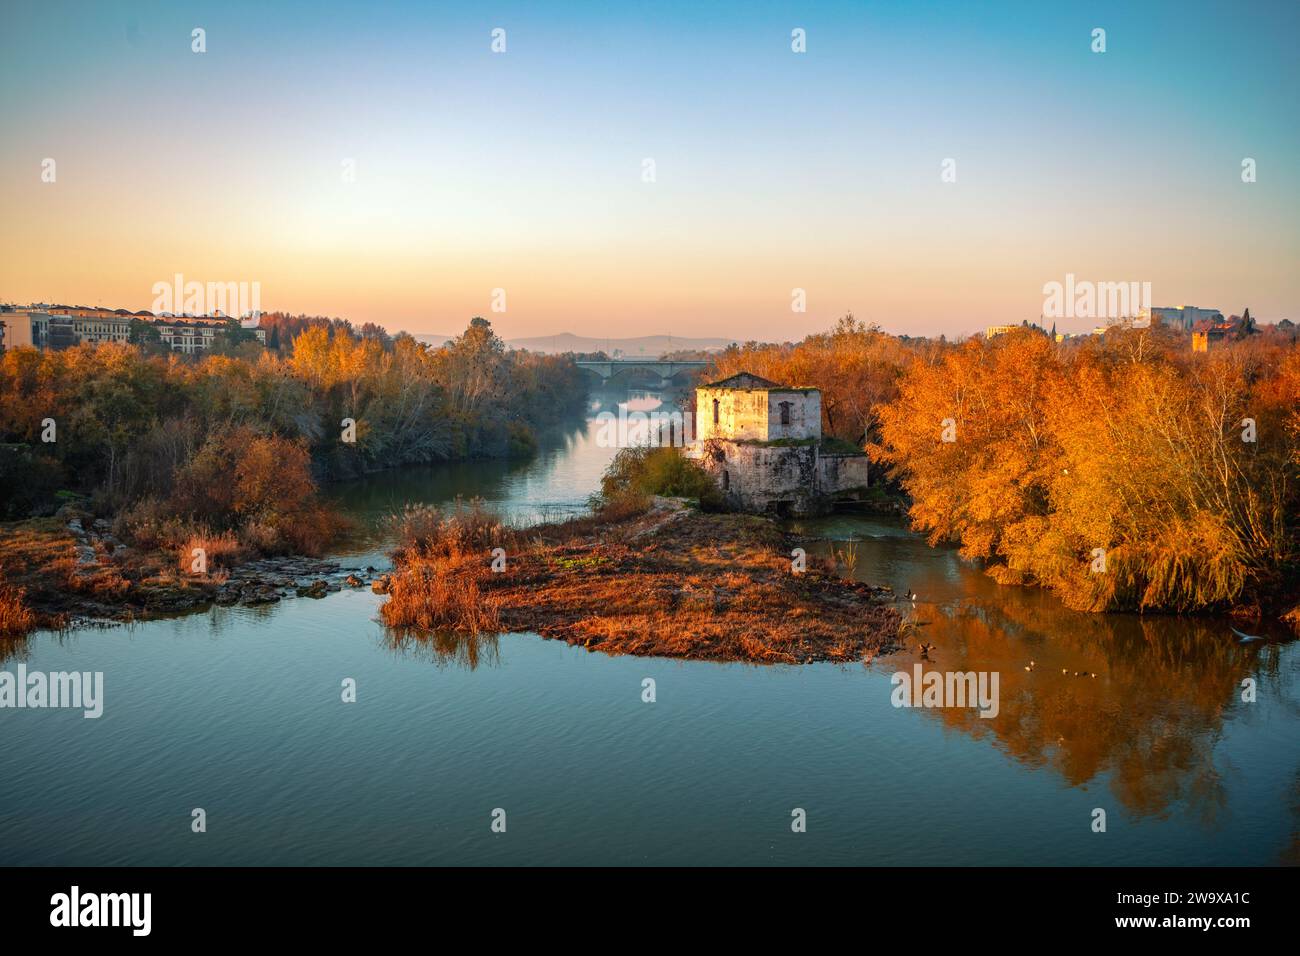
xmin=2 ymin=0 xmax=1297 ymax=340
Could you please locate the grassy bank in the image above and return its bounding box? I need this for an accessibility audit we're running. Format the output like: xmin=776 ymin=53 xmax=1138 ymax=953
xmin=0 ymin=509 xmax=375 ymax=637
xmin=379 ymin=497 xmax=903 ymax=664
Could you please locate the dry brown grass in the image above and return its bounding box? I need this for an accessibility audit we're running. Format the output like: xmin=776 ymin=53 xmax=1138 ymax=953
xmin=0 ymin=483 xmax=347 ymax=625
xmin=176 ymin=531 xmax=245 ymax=574
xmin=0 ymin=579 xmax=37 ymax=635
xmin=381 ymin=503 xmax=902 ymax=664
xmin=380 ymin=499 xmax=514 ymax=636
xmin=381 ymin=554 xmax=502 ymax=635
xmin=0 ymin=516 xmax=186 ymax=626
xmin=0 ymin=520 xmax=78 ymax=629
xmin=388 ymin=498 xmax=515 ymax=563
xmin=833 ymin=535 xmax=860 ymax=576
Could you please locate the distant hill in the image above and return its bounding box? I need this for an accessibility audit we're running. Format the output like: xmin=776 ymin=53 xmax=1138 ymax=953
xmin=411 ymin=333 xmax=453 ymax=348
xmin=503 ymin=332 xmax=733 ymax=356
xmin=409 ymin=331 xmax=733 ymax=355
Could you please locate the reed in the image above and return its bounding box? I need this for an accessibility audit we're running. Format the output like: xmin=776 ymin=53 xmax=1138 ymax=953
xmin=380 ymin=555 xmax=501 ymax=635
xmin=834 ymin=536 xmax=860 ymax=576
xmin=0 ymin=578 xmax=36 ymax=636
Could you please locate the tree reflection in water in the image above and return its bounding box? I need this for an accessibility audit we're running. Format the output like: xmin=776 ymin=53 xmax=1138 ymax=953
xmin=882 ymin=596 xmax=1288 ymax=822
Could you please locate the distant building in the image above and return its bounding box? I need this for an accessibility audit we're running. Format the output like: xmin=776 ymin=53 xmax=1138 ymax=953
xmin=0 ymin=309 xmax=51 ymax=348
xmin=1191 ymin=313 xmax=1257 ymax=352
xmin=150 ymin=316 xmax=265 ymax=354
xmin=47 ymin=306 xmax=133 ymax=344
xmin=985 ymin=325 xmax=1019 ymax=339
xmin=0 ymin=305 xmax=264 ymax=353
xmin=687 ymin=372 xmax=869 ymax=516
xmin=1139 ymin=306 xmax=1224 ymax=332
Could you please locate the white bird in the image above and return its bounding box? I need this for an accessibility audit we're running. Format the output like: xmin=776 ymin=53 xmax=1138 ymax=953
xmin=1231 ymin=627 xmax=1264 ymax=643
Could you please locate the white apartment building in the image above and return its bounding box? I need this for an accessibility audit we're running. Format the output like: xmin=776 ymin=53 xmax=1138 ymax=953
xmin=151 ymin=316 xmax=267 ymax=353
xmin=0 ymin=310 xmax=53 ymax=348
xmin=0 ymin=306 xmax=264 ymax=353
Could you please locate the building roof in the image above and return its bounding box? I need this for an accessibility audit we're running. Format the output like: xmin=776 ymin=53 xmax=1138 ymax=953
xmin=702 ymin=371 xmax=784 ymax=390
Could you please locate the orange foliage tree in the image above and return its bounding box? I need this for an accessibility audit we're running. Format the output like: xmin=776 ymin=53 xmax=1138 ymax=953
xmin=706 ymin=314 xmax=913 ymax=447
xmin=877 ymin=328 xmax=1298 ymax=613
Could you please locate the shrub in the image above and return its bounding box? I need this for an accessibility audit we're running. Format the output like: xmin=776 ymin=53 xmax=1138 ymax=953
xmin=117 ymin=427 xmax=341 ymax=559
xmin=0 ymin=564 xmax=37 ymax=636
xmin=388 ymin=497 xmax=512 ymax=563
xmin=595 ymin=446 xmax=725 ymax=511
xmin=379 ymin=557 xmax=501 ymax=636
xmin=176 ymin=531 xmax=245 ymax=574
xmin=115 ymin=497 xmax=189 ymax=550
xmin=277 ymin=503 xmax=349 ymax=557
xmin=0 ymin=445 xmax=63 ymax=519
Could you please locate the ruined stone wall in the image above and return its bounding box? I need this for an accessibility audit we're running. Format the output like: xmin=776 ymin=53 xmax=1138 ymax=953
xmin=695 ymin=387 xmax=770 ymax=442
xmin=696 ymin=386 xmax=822 ymax=442
xmin=690 ymin=438 xmax=871 ymax=515
xmin=818 ymin=453 xmax=869 ymax=495
xmin=695 ymin=439 xmax=824 ymax=515
xmin=765 ymin=390 xmax=821 ymax=441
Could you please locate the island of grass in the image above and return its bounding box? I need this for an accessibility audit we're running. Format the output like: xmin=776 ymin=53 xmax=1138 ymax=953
xmin=378 ymin=494 xmax=903 ymax=664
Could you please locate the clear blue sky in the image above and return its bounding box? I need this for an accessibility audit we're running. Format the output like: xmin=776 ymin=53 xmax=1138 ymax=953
xmin=2 ymin=0 xmax=1296 ymax=338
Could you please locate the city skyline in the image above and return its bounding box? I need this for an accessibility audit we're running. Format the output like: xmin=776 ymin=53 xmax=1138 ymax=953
xmin=2 ymin=0 xmax=1298 ymax=340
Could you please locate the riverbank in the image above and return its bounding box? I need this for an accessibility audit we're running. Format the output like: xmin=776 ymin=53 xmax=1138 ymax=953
xmin=378 ymin=498 xmax=903 ymax=663
xmin=0 ymin=513 xmax=382 ymax=632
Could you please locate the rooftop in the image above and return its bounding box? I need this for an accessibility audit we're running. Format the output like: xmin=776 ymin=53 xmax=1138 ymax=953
xmin=703 ymin=372 xmax=786 ymax=390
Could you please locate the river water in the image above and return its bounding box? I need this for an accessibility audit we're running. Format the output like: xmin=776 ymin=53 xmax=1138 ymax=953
xmin=2 ymin=389 xmax=1297 ymax=865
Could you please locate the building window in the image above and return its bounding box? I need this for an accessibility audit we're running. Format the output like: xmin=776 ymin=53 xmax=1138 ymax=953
xmin=779 ymin=401 xmax=792 ymax=426
xmin=712 ymin=398 xmax=720 ymax=426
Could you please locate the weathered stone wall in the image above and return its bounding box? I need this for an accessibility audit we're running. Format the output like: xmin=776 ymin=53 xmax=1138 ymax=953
xmin=696 ymin=386 xmax=821 ymax=442
xmin=765 ymin=389 xmax=820 ymax=441
xmin=694 ymin=439 xmax=822 ymax=515
xmin=818 ymin=453 xmax=869 ymax=495
xmin=695 ymin=387 xmax=769 ymax=442
xmin=690 ymin=439 xmax=870 ymax=515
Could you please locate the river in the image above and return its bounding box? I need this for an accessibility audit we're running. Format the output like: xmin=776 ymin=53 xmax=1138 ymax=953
xmin=2 ymin=388 xmax=1297 ymax=865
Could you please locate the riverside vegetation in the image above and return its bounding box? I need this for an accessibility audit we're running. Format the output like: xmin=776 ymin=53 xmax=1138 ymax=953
xmin=707 ymin=316 xmax=1300 ymax=622
xmin=4 ymin=311 xmax=1296 ymax=638
xmin=0 ymin=316 xmax=587 ymax=632
xmin=377 ymin=451 xmax=903 ymax=663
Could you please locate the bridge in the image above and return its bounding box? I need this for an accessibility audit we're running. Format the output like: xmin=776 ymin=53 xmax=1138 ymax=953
xmin=574 ymin=359 xmax=709 ymax=387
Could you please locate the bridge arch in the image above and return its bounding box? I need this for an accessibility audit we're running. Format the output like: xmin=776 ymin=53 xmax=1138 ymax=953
xmin=574 ymin=359 xmax=710 ymax=387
